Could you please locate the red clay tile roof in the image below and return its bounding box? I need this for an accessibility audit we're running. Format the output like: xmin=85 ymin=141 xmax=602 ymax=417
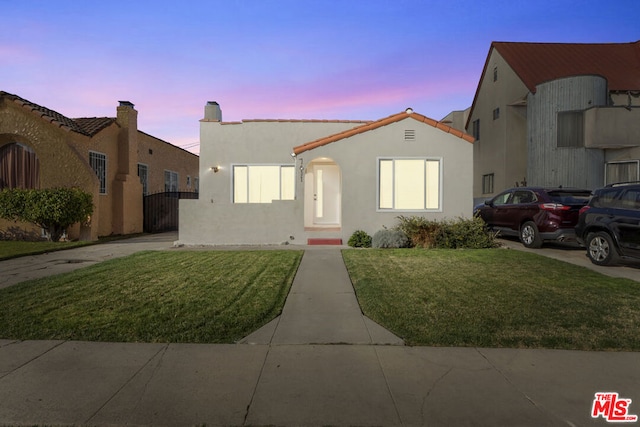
xmin=73 ymin=117 xmax=117 ymax=135
xmin=493 ymin=40 xmax=640 ymax=93
xmin=216 ymin=118 xmax=372 ymax=126
xmin=293 ymin=109 xmax=474 ymax=155
xmin=1 ymin=91 xmax=115 ymax=137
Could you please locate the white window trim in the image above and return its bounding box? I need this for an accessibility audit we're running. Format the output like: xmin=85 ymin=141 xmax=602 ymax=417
xmin=164 ymin=169 xmax=179 ymax=192
xmin=231 ymin=163 xmax=296 ymax=203
xmin=137 ymin=163 xmax=149 ymax=196
xmin=376 ymin=157 xmax=443 ymax=212
xmin=89 ymin=150 xmax=107 ymax=195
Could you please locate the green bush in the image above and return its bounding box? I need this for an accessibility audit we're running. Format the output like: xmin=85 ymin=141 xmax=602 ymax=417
xmin=347 ymin=230 xmax=372 ymax=248
xmin=372 ymin=229 xmax=410 ymax=248
xmin=395 ymin=215 xmax=498 ymax=249
xmin=0 ymin=187 xmax=93 ymax=242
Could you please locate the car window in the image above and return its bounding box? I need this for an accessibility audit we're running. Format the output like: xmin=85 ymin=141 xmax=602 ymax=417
xmin=512 ymin=190 xmax=536 ymax=204
xmin=492 ymin=191 xmax=512 ymax=206
xmin=618 ymin=189 xmax=640 ymax=210
xmin=547 ymin=191 xmax=591 ymax=205
xmin=592 ymin=189 xmax=622 ymax=208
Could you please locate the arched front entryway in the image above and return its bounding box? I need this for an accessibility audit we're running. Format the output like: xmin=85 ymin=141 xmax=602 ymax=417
xmin=304 ymin=157 xmax=341 ymax=229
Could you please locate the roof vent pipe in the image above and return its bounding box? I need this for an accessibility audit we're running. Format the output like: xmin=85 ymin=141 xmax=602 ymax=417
xmin=205 ymin=101 xmax=222 ymax=121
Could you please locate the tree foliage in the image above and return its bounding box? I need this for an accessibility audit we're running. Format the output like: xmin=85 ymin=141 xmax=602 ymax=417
xmin=0 ymin=188 xmax=93 ymax=241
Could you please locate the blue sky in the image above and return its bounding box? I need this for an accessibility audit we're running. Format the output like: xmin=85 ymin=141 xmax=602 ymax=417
xmin=2 ymin=0 xmax=639 ymax=153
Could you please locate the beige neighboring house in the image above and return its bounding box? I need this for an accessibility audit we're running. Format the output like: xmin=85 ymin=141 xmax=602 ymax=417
xmin=0 ymin=91 xmax=199 ymax=240
xmin=178 ymin=103 xmax=474 ymax=246
xmin=466 ymin=41 xmax=640 ymax=204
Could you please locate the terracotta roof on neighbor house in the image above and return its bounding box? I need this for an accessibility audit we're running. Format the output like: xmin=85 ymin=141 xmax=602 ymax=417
xmin=465 ymin=40 xmax=640 ymax=130
xmin=493 ymin=40 xmax=640 ymax=93
xmin=73 ymin=117 xmax=117 ymax=135
xmin=219 ymin=118 xmax=372 ymax=125
xmin=0 ymin=91 xmax=116 ymax=137
xmin=293 ymin=109 xmax=474 ymax=155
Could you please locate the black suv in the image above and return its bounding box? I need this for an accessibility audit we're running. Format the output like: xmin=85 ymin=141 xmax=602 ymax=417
xmin=575 ymin=183 xmax=640 ymax=266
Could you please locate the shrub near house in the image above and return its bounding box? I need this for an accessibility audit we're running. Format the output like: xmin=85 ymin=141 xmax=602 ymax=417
xmin=0 ymin=188 xmax=93 ymax=241
xmin=393 ymin=216 xmax=499 ymax=249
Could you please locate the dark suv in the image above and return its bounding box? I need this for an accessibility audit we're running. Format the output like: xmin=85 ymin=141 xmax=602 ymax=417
xmin=475 ymin=187 xmax=592 ymax=248
xmin=575 ymin=183 xmax=640 ymax=266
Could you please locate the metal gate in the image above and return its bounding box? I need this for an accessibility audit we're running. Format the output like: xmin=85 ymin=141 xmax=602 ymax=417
xmin=143 ymin=191 xmax=198 ymax=233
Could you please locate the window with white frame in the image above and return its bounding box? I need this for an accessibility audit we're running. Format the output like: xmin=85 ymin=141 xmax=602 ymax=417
xmin=605 ymin=161 xmax=639 ymax=185
xmin=164 ymin=170 xmax=179 ymax=192
xmin=378 ymin=158 xmax=441 ymax=211
xmin=89 ymin=151 xmax=107 ymax=194
xmin=233 ymin=165 xmax=295 ymax=203
xmin=137 ymin=163 xmax=148 ymax=195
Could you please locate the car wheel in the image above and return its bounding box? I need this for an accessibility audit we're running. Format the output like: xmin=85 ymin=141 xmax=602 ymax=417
xmin=586 ymin=231 xmax=619 ymax=266
xmin=520 ymin=221 xmax=542 ymax=248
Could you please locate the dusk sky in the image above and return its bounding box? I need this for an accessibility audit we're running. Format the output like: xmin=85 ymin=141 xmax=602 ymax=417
xmin=2 ymin=0 xmax=639 ymax=154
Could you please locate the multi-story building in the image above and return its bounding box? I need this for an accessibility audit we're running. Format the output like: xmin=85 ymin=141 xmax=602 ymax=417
xmin=466 ymin=41 xmax=640 ymax=204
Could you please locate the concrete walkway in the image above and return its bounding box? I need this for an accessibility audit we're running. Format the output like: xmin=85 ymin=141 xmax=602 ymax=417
xmin=0 ymin=234 xmax=639 ymax=426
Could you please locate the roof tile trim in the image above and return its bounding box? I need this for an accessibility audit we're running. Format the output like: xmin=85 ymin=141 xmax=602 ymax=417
xmin=1 ymin=91 xmax=116 ymax=137
xmin=293 ymin=110 xmax=474 ymax=155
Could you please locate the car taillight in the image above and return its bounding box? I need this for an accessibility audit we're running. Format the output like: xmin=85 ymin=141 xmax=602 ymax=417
xmin=579 ymin=205 xmax=591 ymax=215
xmin=539 ymin=203 xmax=571 ymax=211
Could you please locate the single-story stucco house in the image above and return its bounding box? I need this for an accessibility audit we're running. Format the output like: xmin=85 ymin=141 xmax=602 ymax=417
xmin=178 ymin=103 xmax=474 ymax=245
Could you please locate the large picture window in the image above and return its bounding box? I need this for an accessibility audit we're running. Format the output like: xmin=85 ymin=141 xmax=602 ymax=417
xmin=0 ymin=143 xmax=40 ymax=189
xmin=89 ymin=151 xmax=107 ymax=194
xmin=378 ymin=158 xmax=441 ymax=211
xmin=233 ymin=165 xmax=295 ymax=203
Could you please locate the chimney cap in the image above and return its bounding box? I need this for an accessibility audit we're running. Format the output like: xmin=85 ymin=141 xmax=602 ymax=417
xmin=206 ymin=101 xmax=219 ymax=106
xmin=119 ymin=101 xmax=135 ymax=108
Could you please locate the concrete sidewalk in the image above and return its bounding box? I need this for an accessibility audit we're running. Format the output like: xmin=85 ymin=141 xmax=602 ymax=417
xmin=0 ymin=235 xmax=639 ymax=426
xmin=0 ymin=232 xmax=180 ymax=289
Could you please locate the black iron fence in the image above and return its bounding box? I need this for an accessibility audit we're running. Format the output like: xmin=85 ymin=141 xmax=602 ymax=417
xmin=143 ymin=191 xmax=198 ymax=233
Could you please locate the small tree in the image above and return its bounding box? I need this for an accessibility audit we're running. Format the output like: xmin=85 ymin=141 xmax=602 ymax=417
xmin=0 ymin=187 xmax=93 ymax=241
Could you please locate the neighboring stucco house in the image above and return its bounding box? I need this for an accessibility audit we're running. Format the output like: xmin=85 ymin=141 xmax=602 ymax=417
xmin=178 ymin=103 xmax=474 ymax=245
xmin=0 ymin=91 xmax=199 ymax=240
xmin=466 ymin=41 xmax=640 ymax=204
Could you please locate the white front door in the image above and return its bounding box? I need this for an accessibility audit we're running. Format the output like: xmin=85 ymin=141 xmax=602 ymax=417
xmin=313 ymin=164 xmax=341 ymax=225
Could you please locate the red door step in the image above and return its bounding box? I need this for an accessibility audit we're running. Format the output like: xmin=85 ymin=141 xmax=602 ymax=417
xmin=307 ymin=238 xmax=343 ymax=245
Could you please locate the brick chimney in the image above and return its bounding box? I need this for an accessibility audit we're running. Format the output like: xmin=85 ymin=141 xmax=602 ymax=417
xmin=116 ymin=100 xmax=138 ymax=175
xmin=113 ymin=100 xmax=142 ymax=235
xmin=204 ymin=101 xmax=222 ymax=121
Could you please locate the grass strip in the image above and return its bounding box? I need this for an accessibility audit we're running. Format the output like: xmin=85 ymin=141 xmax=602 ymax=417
xmin=343 ymin=248 xmax=640 ymax=350
xmin=0 ymin=250 xmax=302 ymax=343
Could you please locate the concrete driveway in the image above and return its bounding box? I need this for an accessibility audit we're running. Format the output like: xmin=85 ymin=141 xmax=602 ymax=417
xmin=498 ymin=237 xmax=640 ymax=283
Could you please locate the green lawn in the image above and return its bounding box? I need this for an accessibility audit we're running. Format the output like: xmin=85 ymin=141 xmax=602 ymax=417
xmin=0 ymin=240 xmax=93 ymax=260
xmin=0 ymin=250 xmax=302 ymax=343
xmin=343 ymin=248 xmax=640 ymax=351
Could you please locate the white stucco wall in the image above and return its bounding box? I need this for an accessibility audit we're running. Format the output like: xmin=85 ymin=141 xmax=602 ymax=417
xmin=178 ymin=119 xmax=363 ymax=245
xmin=178 ymin=115 xmax=473 ymax=245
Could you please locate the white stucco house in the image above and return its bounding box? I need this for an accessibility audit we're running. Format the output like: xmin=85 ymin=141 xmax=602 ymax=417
xmin=178 ymin=103 xmax=474 ymax=245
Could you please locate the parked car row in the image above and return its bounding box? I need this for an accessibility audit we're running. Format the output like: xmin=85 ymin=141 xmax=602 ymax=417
xmin=475 ymin=183 xmax=640 ymax=266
